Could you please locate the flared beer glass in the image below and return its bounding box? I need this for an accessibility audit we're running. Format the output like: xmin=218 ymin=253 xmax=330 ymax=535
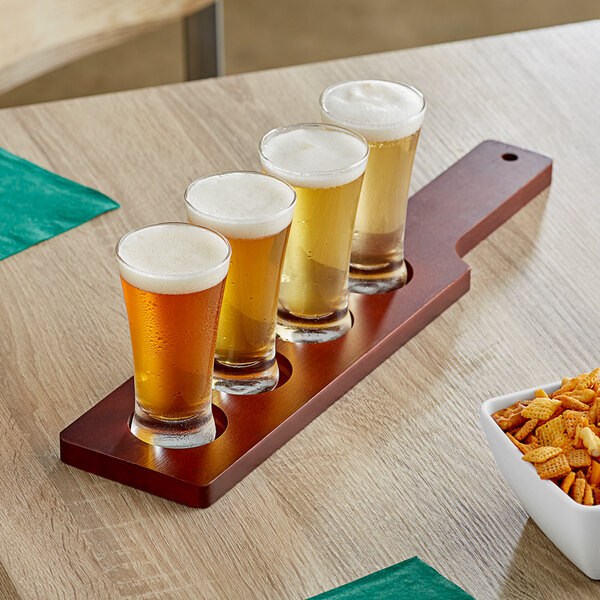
xmin=259 ymin=123 xmax=369 ymax=343
xmin=185 ymin=172 xmax=296 ymax=394
xmin=116 ymin=222 xmax=231 ymax=448
xmin=320 ymin=80 xmax=426 ymax=294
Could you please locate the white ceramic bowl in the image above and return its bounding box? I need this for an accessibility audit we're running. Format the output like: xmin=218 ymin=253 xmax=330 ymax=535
xmin=480 ymin=381 xmax=600 ymax=579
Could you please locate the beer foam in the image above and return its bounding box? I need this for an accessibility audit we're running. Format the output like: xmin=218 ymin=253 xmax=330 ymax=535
xmin=185 ymin=172 xmax=296 ymax=239
xmin=117 ymin=223 xmax=230 ymax=294
xmin=320 ymin=80 xmax=425 ymax=142
xmin=259 ymin=124 xmax=369 ymax=189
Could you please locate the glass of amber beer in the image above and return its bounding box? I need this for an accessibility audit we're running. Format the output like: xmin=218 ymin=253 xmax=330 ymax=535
xmin=259 ymin=123 xmax=369 ymax=343
xmin=185 ymin=172 xmax=296 ymax=394
xmin=320 ymin=80 xmax=426 ymax=294
xmin=116 ymin=222 xmax=231 ymax=448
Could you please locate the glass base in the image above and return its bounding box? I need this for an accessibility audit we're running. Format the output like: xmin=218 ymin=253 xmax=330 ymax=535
xmin=349 ymin=260 xmax=408 ymax=295
xmin=213 ymin=356 xmax=279 ymax=395
xmin=276 ymin=307 xmax=352 ymax=343
xmin=130 ymin=405 xmax=216 ymax=449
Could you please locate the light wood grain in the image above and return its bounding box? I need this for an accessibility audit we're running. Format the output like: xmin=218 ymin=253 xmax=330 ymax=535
xmin=1 ymin=20 xmax=600 ymax=599
xmin=0 ymin=0 xmax=214 ymax=94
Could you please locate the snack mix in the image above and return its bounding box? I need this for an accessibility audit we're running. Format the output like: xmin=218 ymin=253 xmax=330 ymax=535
xmin=493 ymin=368 xmax=600 ymax=505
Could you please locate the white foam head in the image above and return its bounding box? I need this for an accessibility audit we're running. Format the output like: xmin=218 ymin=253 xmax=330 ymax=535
xmin=259 ymin=123 xmax=369 ymax=189
xmin=185 ymin=172 xmax=296 ymax=239
xmin=320 ymin=80 xmax=426 ymax=143
xmin=116 ymin=223 xmax=231 ymax=294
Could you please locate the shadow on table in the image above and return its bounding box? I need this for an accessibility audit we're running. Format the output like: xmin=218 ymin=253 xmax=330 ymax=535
xmin=0 ymin=559 xmax=22 ymax=600
xmin=499 ymin=518 xmax=598 ymax=599
xmin=464 ymin=185 xmax=551 ymax=284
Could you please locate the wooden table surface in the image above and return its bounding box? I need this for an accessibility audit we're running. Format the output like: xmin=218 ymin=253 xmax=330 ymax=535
xmin=1 ymin=20 xmax=599 ymax=600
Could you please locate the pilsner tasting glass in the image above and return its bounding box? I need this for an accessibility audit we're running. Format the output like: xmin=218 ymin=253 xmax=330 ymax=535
xmin=320 ymin=80 xmax=426 ymax=294
xmin=116 ymin=222 xmax=231 ymax=448
xmin=259 ymin=123 xmax=369 ymax=343
xmin=185 ymin=172 xmax=296 ymax=394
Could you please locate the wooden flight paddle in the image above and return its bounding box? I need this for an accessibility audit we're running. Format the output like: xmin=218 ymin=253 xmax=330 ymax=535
xmin=60 ymin=140 xmax=553 ymax=508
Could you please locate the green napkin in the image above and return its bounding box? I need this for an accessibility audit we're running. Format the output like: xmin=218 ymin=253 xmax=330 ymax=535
xmin=0 ymin=147 xmax=119 ymax=260
xmin=308 ymin=557 xmax=474 ymax=600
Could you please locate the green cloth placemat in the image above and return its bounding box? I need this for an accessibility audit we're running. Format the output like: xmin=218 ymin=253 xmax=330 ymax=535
xmin=0 ymin=147 xmax=119 ymax=260
xmin=308 ymin=557 xmax=475 ymax=600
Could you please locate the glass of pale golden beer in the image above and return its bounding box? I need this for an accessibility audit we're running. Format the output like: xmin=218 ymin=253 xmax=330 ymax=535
xmin=116 ymin=222 xmax=231 ymax=448
xmin=259 ymin=123 xmax=369 ymax=343
xmin=320 ymin=80 xmax=426 ymax=294
xmin=185 ymin=172 xmax=296 ymax=394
